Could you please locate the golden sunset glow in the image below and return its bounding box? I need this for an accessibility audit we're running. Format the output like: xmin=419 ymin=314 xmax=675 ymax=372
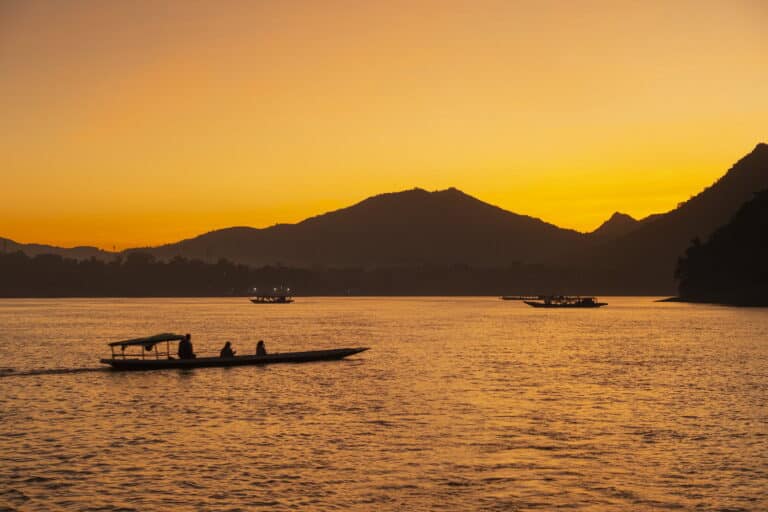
xmin=1 ymin=0 xmax=766 ymax=249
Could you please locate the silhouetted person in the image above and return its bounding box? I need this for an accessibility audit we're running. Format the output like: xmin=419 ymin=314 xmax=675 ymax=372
xmin=178 ymin=333 xmax=196 ymax=359
xmin=256 ymin=340 xmax=267 ymax=356
xmin=220 ymin=341 xmax=236 ymax=358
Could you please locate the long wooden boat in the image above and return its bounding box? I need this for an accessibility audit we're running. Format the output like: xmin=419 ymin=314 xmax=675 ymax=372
xmin=501 ymin=295 xmax=607 ymax=307
xmin=524 ymin=296 xmax=607 ymax=308
xmin=100 ymin=333 xmax=368 ymax=371
xmin=250 ymin=296 xmax=294 ymax=304
xmin=250 ymin=286 xmax=294 ymax=304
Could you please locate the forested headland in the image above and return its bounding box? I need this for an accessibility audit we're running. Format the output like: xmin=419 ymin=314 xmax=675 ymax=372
xmin=675 ymin=189 xmax=768 ymax=306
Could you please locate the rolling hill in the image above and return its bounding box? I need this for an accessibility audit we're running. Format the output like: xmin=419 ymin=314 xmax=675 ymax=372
xmin=140 ymin=187 xmax=585 ymax=267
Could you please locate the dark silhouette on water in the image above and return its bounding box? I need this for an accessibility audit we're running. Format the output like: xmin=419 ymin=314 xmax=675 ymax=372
xmin=101 ymin=333 xmax=368 ymax=371
xmin=674 ymin=188 xmax=768 ymax=306
xmin=256 ymin=340 xmax=267 ymax=356
xmin=178 ymin=334 xmax=196 ymax=359
xmin=525 ymin=296 xmax=607 ymax=308
xmin=250 ymin=286 xmax=294 ymax=303
xmin=502 ymin=295 xmax=607 ymax=307
xmin=220 ymin=341 xmax=236 ymax=358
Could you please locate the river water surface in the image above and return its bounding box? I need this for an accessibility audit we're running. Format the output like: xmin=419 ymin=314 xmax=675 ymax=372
xmin=0 ymin=297 xmax=766 ymax=511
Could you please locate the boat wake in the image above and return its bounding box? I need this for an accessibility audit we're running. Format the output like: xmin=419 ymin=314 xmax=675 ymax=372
xmin=0 ymin=367 xmax=109 ymax=378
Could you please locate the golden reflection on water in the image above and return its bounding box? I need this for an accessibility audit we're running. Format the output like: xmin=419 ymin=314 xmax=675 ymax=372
xmin=0 ymin=297 xmax=766 ymax=511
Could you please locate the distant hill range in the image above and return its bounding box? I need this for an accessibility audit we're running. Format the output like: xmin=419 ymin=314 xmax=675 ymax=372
xmin=0 ymin=238 xmax=108 ymax=260
xmin=3 ymin=143 xmax=767 ymax=294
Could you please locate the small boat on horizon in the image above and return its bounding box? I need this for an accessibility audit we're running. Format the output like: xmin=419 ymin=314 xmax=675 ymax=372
xmin=100 ymin=333 xmax=368 ymax=371
xmin=250 ymin=286 xmax=294 ymax=304
xmin=501 ymin=295 xmax=608 ymax=308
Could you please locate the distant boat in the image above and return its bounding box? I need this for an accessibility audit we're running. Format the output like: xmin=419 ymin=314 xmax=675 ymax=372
xmin=250 ymin=286 xmax=294 ymax=304
xmin=526 ymin=296 xmax=607 ymax=308
xmin=100 ymin=333 xmax=368 ymax=371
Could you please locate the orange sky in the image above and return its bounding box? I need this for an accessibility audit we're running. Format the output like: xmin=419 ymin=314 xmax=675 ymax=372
xmin=1 ymin=0 xmax=766 ymax=249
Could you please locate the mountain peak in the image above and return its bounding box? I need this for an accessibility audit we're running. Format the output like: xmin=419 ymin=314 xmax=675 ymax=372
xmin=342 ymin=187 xmax=474 ymax=211
xmin=435 ymin=186 xmax=462 ymax=194
xmin=589 ymin=211 xmax=639 ymax=239
xmin=144 ymin=185 xmax=584 ymax=267
xmin=391 ymin=186 xmax=467 ymax=197
xmin=734 ymin=142 xmax=768 ymax=168
xmin=609 ymin=211 xmax=635 ymax=222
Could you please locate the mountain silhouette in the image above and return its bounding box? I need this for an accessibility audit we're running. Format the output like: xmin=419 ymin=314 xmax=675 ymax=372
xmin=0 ymin=237 xmax=108 ymax=260
xmin=576 ymin=143 xmax=768 ymax=292
xmin=141 ymin=187 xmax=584 ymax=267
xmin=675 ymin=188 xmax=768 ymax=305
xmin=3 ymin=143 xmax=766 ymax=295
xmin=587 ymin=212 xmax=640 ymax=241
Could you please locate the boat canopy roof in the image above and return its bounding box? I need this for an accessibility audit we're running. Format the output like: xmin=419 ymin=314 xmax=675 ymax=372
xmin=108 ymin=333 xmax=185 ymax=347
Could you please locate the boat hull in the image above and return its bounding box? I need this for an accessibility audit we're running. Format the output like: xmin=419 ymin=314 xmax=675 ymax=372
xmin=249 ymin=298 xmax=294 ymax=304
xmin=101 ymin=347 xmax=368 ymax=371
xmin=523 ymin=301 xmax=607 ymax=308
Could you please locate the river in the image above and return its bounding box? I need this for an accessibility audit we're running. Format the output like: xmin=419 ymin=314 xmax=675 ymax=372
xmin=0 ymin=297 xmax=766 ymax=511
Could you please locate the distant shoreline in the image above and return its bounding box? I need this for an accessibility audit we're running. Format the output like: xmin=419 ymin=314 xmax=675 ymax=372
xmin=0 ymin=294 xmax=661 ymax=299
xmin=656 ymin=296 xmax=768 ymax=307
xmin=1 ymin=295 xmax=763 ymax=305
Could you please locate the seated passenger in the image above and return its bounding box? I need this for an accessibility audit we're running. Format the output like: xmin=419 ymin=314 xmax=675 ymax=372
xmin=178 ymin=334 xmax=196 ymax=359
xmin=220 ymin=341 xmax=236 ymax=358
xmin=256 ymin=340 xmax=267 ymax=356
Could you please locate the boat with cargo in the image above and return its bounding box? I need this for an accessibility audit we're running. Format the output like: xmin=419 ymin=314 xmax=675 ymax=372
xmin=502 ymin=295 xmax=608 ymax=308
xmin=250 ymin=286 xmax=294 ymax=304
xmin=100 ymin=333 xmax=368 ymax=371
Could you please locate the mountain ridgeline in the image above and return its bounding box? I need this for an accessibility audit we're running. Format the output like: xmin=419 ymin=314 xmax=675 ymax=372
xmin=2 ymin=143 xmax=766 ymax=295
xmin=572 ymin=142 xmax=768 ymax=292
xmin=0 ymin=237 xmax=107 ymax=260
xmin=142 ymin=187 xmax=584 ymax=268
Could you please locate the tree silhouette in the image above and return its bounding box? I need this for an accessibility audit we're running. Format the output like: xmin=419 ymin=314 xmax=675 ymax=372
xmin=675 ymin=189 xmax=768 ymax=305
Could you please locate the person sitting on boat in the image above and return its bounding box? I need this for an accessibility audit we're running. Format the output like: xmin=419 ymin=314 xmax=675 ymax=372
xmin=256 ymin=340 xmax=267 ymax=356
xmin=220 ymin=341 xmax=236 ymax=358
xmin=178 ymin=334 xmax=196 ymax=359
